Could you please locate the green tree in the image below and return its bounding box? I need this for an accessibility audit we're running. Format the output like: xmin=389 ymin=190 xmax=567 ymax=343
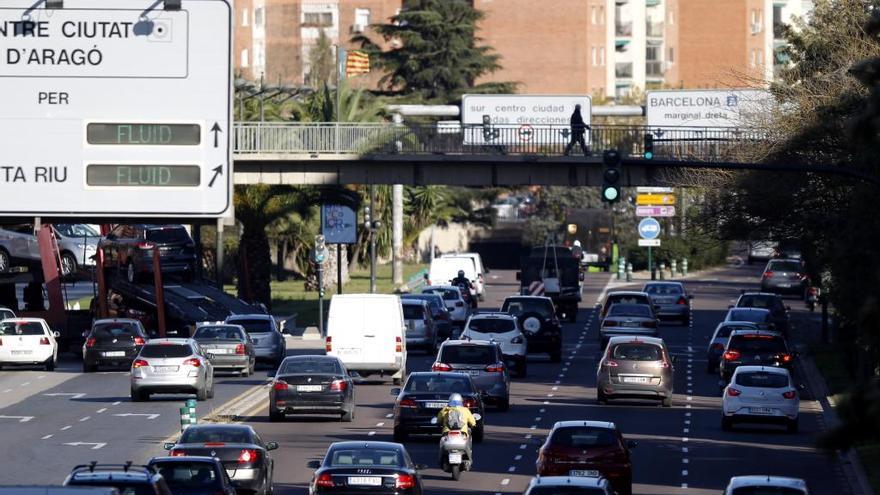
xmin=307 ymin=30 xmax=336 ymax=89
xmin=353 ymin=0 xmax=515 ymax=102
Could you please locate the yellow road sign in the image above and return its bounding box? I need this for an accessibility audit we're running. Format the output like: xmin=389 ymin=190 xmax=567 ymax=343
xmin=636 ymin=193 xmax=676 ymax=205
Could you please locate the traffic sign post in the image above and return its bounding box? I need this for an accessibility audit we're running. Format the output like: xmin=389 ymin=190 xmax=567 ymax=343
xmin=638 ymin=217 xmax=661 ymax=275
xmin=0 ymin=0 xmax=232 ymax=217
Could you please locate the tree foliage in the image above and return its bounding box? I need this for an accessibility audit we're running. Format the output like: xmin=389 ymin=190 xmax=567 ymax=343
xmin=307 ymin=30 xmax=336 ymax=89
xmin=353 ymin=0 xmax=515 ymax=102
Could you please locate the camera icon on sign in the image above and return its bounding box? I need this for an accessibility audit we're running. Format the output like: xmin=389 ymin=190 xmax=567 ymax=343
xmin=147 ymin=19 xmax=172 ymax=42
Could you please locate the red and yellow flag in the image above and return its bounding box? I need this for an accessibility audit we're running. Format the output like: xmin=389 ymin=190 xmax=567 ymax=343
xmin=345 ymin=50 xmax=370 ymax=77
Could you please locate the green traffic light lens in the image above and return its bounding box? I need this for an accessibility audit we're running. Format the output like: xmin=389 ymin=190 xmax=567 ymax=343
xmin=603 ymin=186 xmax=619 ymax=201
xmin=644 ymin=152 xmax=653 ymax=160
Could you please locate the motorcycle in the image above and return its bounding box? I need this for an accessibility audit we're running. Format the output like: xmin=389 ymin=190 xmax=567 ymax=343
xmin=806 ymin=286 xmax=819 ymax=312
xmin=450 ymin=279 xmax=477 ymax=309
xmin=432 ymin=414 xmax=481 ymax=480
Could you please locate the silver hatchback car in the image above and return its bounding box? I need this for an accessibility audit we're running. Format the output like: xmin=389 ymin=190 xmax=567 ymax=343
xmin=225 ymin=314 xmax=286 ymax=368
xmin=130 ymin=338 xmax=215 ymax=402
xmin=402 ymin=299 xmax=438 ymax=352
xmin=597 ymin=336 xmax=674 ymax=407
xmin=432 ymin=339 xmax=511 ymax=411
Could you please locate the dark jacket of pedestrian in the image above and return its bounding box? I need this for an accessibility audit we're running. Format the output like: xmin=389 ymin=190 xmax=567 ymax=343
xmin=570 ymin=107 xmax=588 ymax=136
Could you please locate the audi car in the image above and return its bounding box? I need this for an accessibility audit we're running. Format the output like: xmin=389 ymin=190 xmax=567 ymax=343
xmin=307 ymin=441 xmax=425 ymax=495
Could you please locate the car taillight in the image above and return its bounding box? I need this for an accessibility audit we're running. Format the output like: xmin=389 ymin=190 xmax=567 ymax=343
xmin=395 ymin=336 xmax=402 ymax=353
xmin=485 ymin=363 xmax=504 ymax=372
xmin=602 ymin=319 xmax=617 ymax=327
xmin=325 ymin=336 xmax=332 ymax=353
xmin=659 ymin=360 xmax=671 ymax=369
xmin=235 ymin=344 xmax=246 ymax=355
xmin=238 ymin=449 xmax=259 ymax=463
xmin=396 ymin=473 xmax=415 ymax=489
xmin=511 ymin=335 xmax=524 ymax=344
xmin=763 ymin=270 xmax=774 ymax=279
xmin=133 ymin=337 xmax=146 ymax=346
xmin=723 ymin=350 xmax=741 ymax=361
xmin=711 ymin=343 xmax=725 ymax=351
xmin=85 ymin=337 xmax=96 ymax=347
xmin=315 ymin=473 xmax=334 ymax=488
xmin=726 ymin=387 xmax=742 ymax=397
xmin=183 ymin=358 xmax=201 ymax=367
xmin=432 ymin=362 xmax=452 ymax=371
xmin=132 ymin=359 xmax=149 ymax=368
xmin=398 ymin=398 xmax=417 ymax=408
xmin=782 ymin=390 xmax=797 ymax=399
xmin=329 ymin=379 xmax=347 ymax=391
xmin=779 ymin=353 xmax=792 ymax=363
xmin=40 ymin=337 xmax=51 ymax=345
xmin=603 ymin=360 xmax=619 ymax=368
xmin=272 ymin=381 xmax=289 ymax=391
xmin=677 ymin=297 xmax=687 ymax=305
xmin=463 ymin=397 xmax=477 ymax=408
xmin=641 ymin=320 xmax=657 ymax=328
xmin=170 ymin=450 xmax=186 ymax=457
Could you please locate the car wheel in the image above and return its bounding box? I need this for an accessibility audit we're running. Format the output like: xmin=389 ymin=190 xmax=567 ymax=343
xmin=196 ymin=385 xmax=208 ymax=401
xmin=207 ymin=381 xmax=215 ymax=399
xmin=341 ymin=407 xmax=354 ymax=423
xmin=706 ymin=361 xmax=716 ymax=374
xmin=45 ymin=357 xmax=55 ymax=372
xmin=130 ymin=388 xmax=146 ymax=402
xmin=0 ymin=249 xmax=10 ymax=273
xmin=393 ymin=427 xmax=408 ymax=443
xmin=60 ymin=252 xmax=78 ymax=278
xmin=126 ymin=260 xmax=136 ymax=283
xmin=241 ymin=366 xmax=250 ymax=377
xmin=597 ymin=389 xmax=607 ymax=405
xmin=269 ymin=409 xmax=284 ymax=422
xmin=473 ymin=424 xmax=484 ymax=443
xmin=787 ymin=418 xmax=799 ymax=434
xmin=721 ymin=417 xmax=733 ymax=431
xmin=497 ymin=397 xmax=510 ymax=412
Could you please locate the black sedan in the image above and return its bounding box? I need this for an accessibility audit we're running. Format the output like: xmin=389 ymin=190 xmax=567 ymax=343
xmin=165 ymin=424 xmax=277 ymax=495
xmin=82 ymin=318 xmax=148 ymax=372
xmin=307 ymin=441 xmax=425 ymax=495
xmin=148 ymin=455 xmax=237 ymax=495
xmin=269 ymin=355 xmax=355 ymax=422
xmin=391 ymin=371 xmax=485 ymax=443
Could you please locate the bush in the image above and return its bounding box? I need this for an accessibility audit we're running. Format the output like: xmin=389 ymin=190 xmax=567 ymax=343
xmin=621 ymin=235 xmax=728 ymax=271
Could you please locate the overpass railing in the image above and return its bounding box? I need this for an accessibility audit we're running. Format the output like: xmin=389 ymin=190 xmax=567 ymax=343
xmin=232 ymin=122 xmax=767 ymax=161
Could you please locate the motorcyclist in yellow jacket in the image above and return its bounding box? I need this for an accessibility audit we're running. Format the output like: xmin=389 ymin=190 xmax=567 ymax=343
xmin=436 ymin=393 xmax=477 ymax=468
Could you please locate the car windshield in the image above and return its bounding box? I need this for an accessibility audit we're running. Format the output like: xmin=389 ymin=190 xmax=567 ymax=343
xmin=402 ymin=305 xmax=425 ymax=320
xmin=422 ymin=288 xmax=458 ymax=301
xmin=328 ymin=448 xmax=402 ymax=467
xmin=402 ymin=295 xmax=441 ymax=310
xmin=738 ymin=296 xmax=776 ymax=310
xmin=0 ymin=321 xmax=43 ymax=336
xmin=606 ymin=294 xmax=649 ymax=307
xmin=145 ymin=227 xmax=191 ymax=243
xmin=139 ymin=344 xmax=192 ymax=358
xmin=608 ymin=304 xmax=652 ymax=317
xmin=729 ymin=335 xmax=787 ymax=353
xmin=404 ymin=375 xmax=473 ymax=394
xmin=92 ymin=323 xmax=139 ymax=340
xmin=768 ymin=261 xmax=801 ymax=272
xmin=736 ymin=371 xmax=789 ymax=388
xmin=529 ymin=487 xmax=606 ymax=495
xmin=728 ymin=310 xmax=769 ymax=322
xmin=151 ymin=462 xmax=221 ymax=487
xmin=440 ymin=345 xmax=496 ymax=364
xmin=280 ymin=359 xmax=341 ymax=375
xmin=716 ymin=324 xmax=757 ymax=338
xmin=55 ymin=223 xmax=99 ymax=237
xmin=644 ymin=284 xmax=683 ymax=295
xmin=612 ymin=343 xmax=663 ymax=361
xmin=194 ymin=326 xmax=244 ymax=340
xmin=550 ymin=427 xmax=617 ymax=448
xmin=67 ymin=480 xmax=154 ymax=495
xmin=503 ymin=299 xmax=554 ymax=319
xmin=731 ymin=488 xmax=805 ymax=495
xmin=180 ymin=426 xmax=252 ymax=444
xmin=467 ymin=318 xmax=515 ymax=334
xmin=228 ymin=319 xmax=273 ymax=334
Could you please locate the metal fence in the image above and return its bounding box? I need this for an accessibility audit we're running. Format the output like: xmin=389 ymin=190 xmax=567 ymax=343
xmin=232 ymin=122 xmax=768 ymax=162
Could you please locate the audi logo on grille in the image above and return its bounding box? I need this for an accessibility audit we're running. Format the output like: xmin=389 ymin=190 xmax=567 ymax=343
xmin=357 ymin=468 xmax=372 ymax=474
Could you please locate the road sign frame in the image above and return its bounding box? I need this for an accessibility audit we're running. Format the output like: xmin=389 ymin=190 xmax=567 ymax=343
xmin=636 ymin=205 xmax=676 ymax=217
xmin=636 ymin=194 xmax=676 ymax=206
xmin=0 ymin=0 xmax=232 ymax=218
xmin=638 ymin=239 xmax=661 ymax=247
xmin=638 ymin=217 xmax=661 ymax=240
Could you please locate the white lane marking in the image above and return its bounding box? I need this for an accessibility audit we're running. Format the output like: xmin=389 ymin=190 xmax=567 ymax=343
xmin=543 ymin=401 xmax=549 ymax=405
xmin=515 ymin=455 xmax=523 ymax=461
xmin=530 ymin=425 xmax=537 ymax=430
xmin=682 ymin=483 xmax=689 ymax=489
xmin=682 ymin=470 xmax=689 ymax=476
xmin=61 ymin=426 xmax=72 ymax=430
xmin=552 ymin=386 xmax=559 ymax=391
xmin=525 ymin=434 xmax=532 ymax=439
xmin=0 ymin=415 xmax=34 ymax=422
xmin=539 ymin=408 xmax=546 ymax=413
xmin=114 ymin=413 xmax=159 ymax=419
xmin=501 ymin=479 xmax=510 ymax=486
xmin=519 ymin=444 xmax=527 ymax=450
xmin=96 ymin=408 xmax=107 ymax=414
xmin=37 ymin=375 xmax=46 ymax=379
xmin=79 ymin=416 xmax=90 ymax=422
xmin=20 ymin=382 xmax=30 ymax=387
xmin=43 ymin=393 xmax=86 ymax=399
xmin=554 ymin=380 xmax=561 ymax=385
xmin=562 ymin=367 xmax=568 ymax=372
xmin=683 ymin=458 xmax=689 ymax=464
xmin=1 ymin=389 xmax=11 ymax=393
xmin=684 ymin=420 xmax=691 ymax=425
xmin=41 ymin=434 xmax=53 ymax=440
xmin=685 ymin=412 xmax=691 ymax=417
xmin=367 ymin=431 xmax=376 ymax=436
xmin=683 ymin=428 xmax=689 ymax=433
xmin=385 ymin=413 xmax=393 ymax=418
xmin=565 ymin=361 xmax=571 ymax=366
xmin=687 ymin=346 xmax=693 ymax=353
xmin=686 ymin=396 xmax=693 ymax=401
xmin=682 ymin=447 xmax=688 ymax=453
xmin=547 ymin=394 xmax=554 ymax=398
xmin=63 ymin=442 xmax=106 ymax=450
xmin=535 ymin=417 xmax=542 ymax=422
xmin=682 ymin=437 xmax=689 ymax=442
xmin=376 ymin=422 xmax=384 ymax=427
xmin=508 ymin=466 xmax=516 ymax=472
xmin=112 ymin=401 xmax=122 ymax=406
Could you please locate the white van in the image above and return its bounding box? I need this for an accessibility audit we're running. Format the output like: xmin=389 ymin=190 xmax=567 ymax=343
xmin=325 ymin=294 xmax=408 ymax=384
xmin=429 ymin=257 xmax=477 ymax=295
xmin=441 ymin=253 xmax=487 ymax=300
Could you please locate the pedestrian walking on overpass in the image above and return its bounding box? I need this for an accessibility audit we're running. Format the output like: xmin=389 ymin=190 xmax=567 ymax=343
xmin=564 ymin=104 xmax=591 ymax=156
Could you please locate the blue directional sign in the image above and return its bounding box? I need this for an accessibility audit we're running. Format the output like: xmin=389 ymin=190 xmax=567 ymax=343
xmin=638 ymin=217 xmax=661 ymax=240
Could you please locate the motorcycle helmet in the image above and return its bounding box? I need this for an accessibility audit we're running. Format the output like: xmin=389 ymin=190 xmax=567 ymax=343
xmin=448 ymin=393 xmax=464 ymax=407
xmin=457 ymin=270 xmax=465 ymax=278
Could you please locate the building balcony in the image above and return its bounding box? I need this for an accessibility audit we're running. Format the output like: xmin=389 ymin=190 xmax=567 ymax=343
xmin=615 ymin=62 xmax=633 ymax=79
xmin=616 ymin=21 xmax=633 ymax=37
xmin=646 ymin=60 xmax=665 ymax=78
xmin=646 ymin=22 xmax=664 ymax=37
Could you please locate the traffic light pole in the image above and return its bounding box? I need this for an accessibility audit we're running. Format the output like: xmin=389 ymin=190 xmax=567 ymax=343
xmin=317 ymin=263 xmax=324 ymax=337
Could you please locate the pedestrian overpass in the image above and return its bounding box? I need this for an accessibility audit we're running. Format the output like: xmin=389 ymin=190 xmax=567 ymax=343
xmin=230 ymin=122 xmax=765 ymax=186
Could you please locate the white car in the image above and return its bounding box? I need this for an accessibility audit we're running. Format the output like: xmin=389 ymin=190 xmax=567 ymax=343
xmin=724 ymin=475 xmax=809 ymax=494
xmin=461 ymin=313 xmax=527 ymax=377
xmin=441 ymin=253 xmax=487 ymax=301
xmin=421 ymin=286 xmax=469 ymax=328
xmin=0 ymin=318 xmax=59 ymax=371
xmin=722 ymin=365 xmax=799 ymax=433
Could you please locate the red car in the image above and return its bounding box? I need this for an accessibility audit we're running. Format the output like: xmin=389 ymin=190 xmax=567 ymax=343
xmin=536 ymin=420 xmax=636 ymax=495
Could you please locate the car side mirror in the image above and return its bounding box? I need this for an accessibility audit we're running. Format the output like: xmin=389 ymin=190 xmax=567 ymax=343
xmin=265 ymin=441 xmax=279 ymax=451
xmin=306 ymin=460 xmax=321 ymax=470
xmin=390 ymin=388 xmax=401 ymax=396
xmin=53 ymin=330 xmax=61 ymax=338
xmin=163 ymin=442 xmax=175 ymax=450
xmin=414 ymin=463 xmax=428 ymax=471
xmin=473 ymin=413 xmax=482 ymax=421
xmin=627 ymin=440 xmax=638 ymax=449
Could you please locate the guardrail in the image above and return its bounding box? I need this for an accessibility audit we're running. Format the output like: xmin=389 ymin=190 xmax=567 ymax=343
xmin=232 ymin=122 xmax=768 ymax=161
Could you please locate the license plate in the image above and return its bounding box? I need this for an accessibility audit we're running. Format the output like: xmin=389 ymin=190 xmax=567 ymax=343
xmin=297 ymin=385 xmax=323 ymax=392
xmin=750 ymin=407 xmax=773 ymax=414
xmin=338 ymin=348 xmax=360 ymax=357
xmin=153 ymin=365 xmax=178 ymax=373
xmin=425 ymin=402 xmax=447 ymax=409
xmin=570 ymin=470 xmax=600 ymax=477
xmin=455 ymin=370 xmax=480 ymax=376
xmin=103 ymin=351 xmax=125 ymax=357
xmin=778 ymin=283 xmax=791 ymax=288
xmin=210 ymin=348 xmax=231 ymax=355
xmin=622 ymin=322 xmax=639 ymax=327
xmin=622 ymin=376 xmax=649 ymax=384
xmin=448 ymin=452 xmax=462 ymax=464
xmin=10 ymin=350 xmax=32 ymax=355
xmin=348 ymin=477 xmax=382 ymax=486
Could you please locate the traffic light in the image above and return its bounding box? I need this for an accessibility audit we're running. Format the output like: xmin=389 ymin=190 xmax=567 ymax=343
xmin=602 ymin=149 xmax=621 ymax=203
xmin=313 ymin=234 xmax=326 ymax=264
xmin=644 ymin=133 xmax=654 ymax=160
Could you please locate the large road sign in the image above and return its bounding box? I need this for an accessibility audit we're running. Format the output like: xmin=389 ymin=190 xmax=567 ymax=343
xmin=0 ymin=0 xmax=232 ymax=217
xmin=637 ymin=194 xmax=676 ymax=205
xmin=645 ymin=89 xmax=773 ymax=128
xmin=461 ymin=94 xmax=591 ymax=145
xmin=638 ymin=217 xmax=661 ymax=240
xmin=636 ymin=205 xmax=676 ymax=217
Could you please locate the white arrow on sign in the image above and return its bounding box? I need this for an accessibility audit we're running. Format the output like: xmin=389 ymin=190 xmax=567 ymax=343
xmin=43 ymin=393 xmax=86 ymax=399
xmin=113 ymin=413 xmax=160 ymax=420
xmin=0 ymin=415 xmax=34 ymax=422
xmin=63 ymin=442 xmax=106 ymax=450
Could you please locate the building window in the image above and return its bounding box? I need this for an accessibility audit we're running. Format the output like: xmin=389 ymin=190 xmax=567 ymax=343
xmin=599 ymin=6 xmax=605 ymax=24
xmin=240 ymin=48 xmax=249 ymax=68
xmin=255 ymin=7 xmax=265 ymax=27
xmin=592 ymin=47 xmax=598 ymax=65
xmin=355 ymin=8 xmax=370 ymax=27
xmin=599 ymin=47 xmax=605 ymax=65
xmin=242 ymin=8 xmax=249 ymax=27
xmin=303 ymin=12 xmax=333 ymax=27
xmin=667 ymin=10 xmax=674 ymax=24
xmin=646 ymin=45 xmax=659 ymax=61
xmin=591 ymin=6 xmax=597 ymax=24
xmin=668 ymin=46 xmax=674 ymax=63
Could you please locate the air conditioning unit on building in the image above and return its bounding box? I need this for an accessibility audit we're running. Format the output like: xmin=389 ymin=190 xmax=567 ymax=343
xmin=751 ymin=22 xmax=762 ymax=34
xmin=351 ymin=23 xmax=365 ymax=33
